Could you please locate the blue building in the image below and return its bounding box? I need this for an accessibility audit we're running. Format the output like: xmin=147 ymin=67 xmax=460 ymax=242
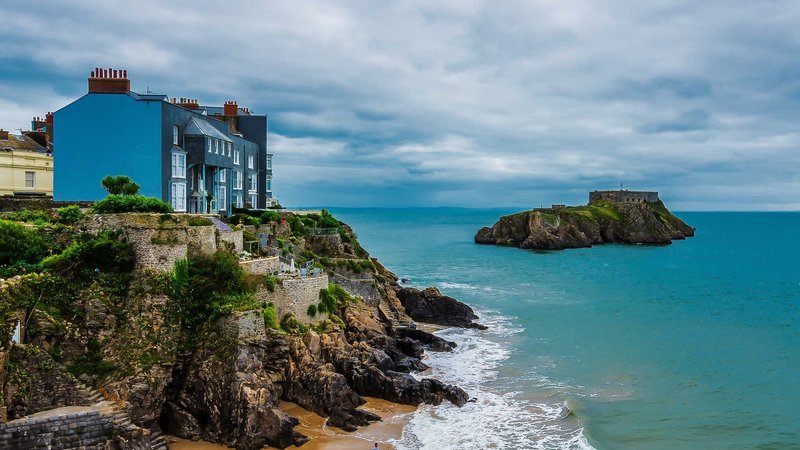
xmin=54 ymin=67 xmax=274 ymax=214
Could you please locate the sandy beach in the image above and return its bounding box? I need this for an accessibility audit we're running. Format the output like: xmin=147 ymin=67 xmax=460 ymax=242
xmin=167 ymin=397 xmax=416 ymax=450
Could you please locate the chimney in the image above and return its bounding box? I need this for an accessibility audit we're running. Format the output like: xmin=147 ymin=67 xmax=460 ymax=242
xmin=23 ymin=131 xmax=48 ymax=148
xmin=224 ymin=100 xmax=238 ymax=117
xmin=178 ymin=98 xmax=200 ymax=109
xmin=45 ymin=112 xmax=54 ymax=144
xmin=0 ymin=129 xmax=8 ymax=140
xmin=88 ymin=67 xmax=131 ymax=94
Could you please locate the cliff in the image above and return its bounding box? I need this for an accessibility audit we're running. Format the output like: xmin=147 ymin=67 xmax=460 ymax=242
xmin=475 ymin=199 xmax=694 ymax=250
xmin=0 ymin=209 xmax=483 ymax=449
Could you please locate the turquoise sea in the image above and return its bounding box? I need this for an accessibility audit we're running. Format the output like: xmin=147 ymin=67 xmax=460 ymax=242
xmin=331 ymin=208 xmax=800 ymax=450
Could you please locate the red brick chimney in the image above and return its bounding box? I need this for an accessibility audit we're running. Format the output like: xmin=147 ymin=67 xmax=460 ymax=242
xmin=178 ymin=98 xmax=200 ymax=110
xmin=223 ymin=100 xmax=238 ymax=117
xmin=88 ymin=67 xmax=131 ymax=94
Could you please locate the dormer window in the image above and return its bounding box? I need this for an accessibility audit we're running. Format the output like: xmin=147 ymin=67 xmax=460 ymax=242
xmin=173 ymin=125 xmax=179 ymax=145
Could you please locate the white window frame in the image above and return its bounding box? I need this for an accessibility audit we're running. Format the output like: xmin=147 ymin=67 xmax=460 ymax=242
xmin=234 ymin=194 xmax=243 ymax=208
xmin=249 ymin=194 xmax=257 ymax=208
xmin=234 ymin=150 xmax=240 ymax=165
xmin=233 ymin=170 xmax=242 ymax=190
xmin=247 ymin=154 xmax=254 ymax=169
xmin=173 ymin=125 xmax=179 ymax=145
xmin=215 ymin=139 xmax=219 ymax=154
xmin=249 ymin=173 xmax=257 ymax=192
xmin=25 ymin=171 xmax=35 ymax=188
xmin=208 ymin=137 xmax=212 ymax=152
xmin=219 ymin=169 xmax=226 ymax=183
xmin=227 ymin=142 xmax=232 ymax=156
xmin=219 ymin=186 xmax=227 ymax=211
xmin=266 ymin=178 xmax=271 ymax=192
xmin=171 ymin=181 xmax=187 ymax=212
xmin=266 ymin=158 xmax=272 ymax=170
xmin=171 ymin=152 xmax=186 ymax=179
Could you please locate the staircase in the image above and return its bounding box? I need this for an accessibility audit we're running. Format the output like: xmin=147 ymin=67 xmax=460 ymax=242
xmin=378 ymin=299 xmax=415 ymax=331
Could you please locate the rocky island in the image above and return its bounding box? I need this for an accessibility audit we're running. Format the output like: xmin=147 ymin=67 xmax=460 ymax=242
xmin=0 ymin=202 xmax=484 ymax=449
xmin=475 ymin=190 xmax=695 ymax=250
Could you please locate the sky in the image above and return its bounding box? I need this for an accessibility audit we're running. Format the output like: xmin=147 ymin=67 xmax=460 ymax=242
xmin=1 ymin=1 xmax=799 ymax=210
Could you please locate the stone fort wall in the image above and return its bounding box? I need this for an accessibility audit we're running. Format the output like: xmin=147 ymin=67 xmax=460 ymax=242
xmin=589 ymin=190 xmax=659 ymax=204
xmin=257 ymin=274 xmax=330 ymax=325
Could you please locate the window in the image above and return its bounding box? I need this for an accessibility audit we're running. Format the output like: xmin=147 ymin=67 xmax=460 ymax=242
xmin=25 ymin=171 xmax=35 ymax=188
xmin=234 ymin=150 xmax=240 ymax=165
xmin=227 ymin=142 xmax=232 ymax=156
xmin=171 ymin=182 xmax=187 ymax=212
xmin=171 ymin=153 xmax=186 ymax=178
xmin=215 ymin=139 xmax=219 ymax=154
xmin=219 ymin=186 xmax=226 ymax=211
xmin=249 ymin=173 xmax=257 ymax=192
xmin=234 ymin=194 xmax=243 ymax=208
xmin=173 ymin=125 xmax=179 ymax=145
xmin=266 ymin=158 xmax=272 ymax=170
xmin=249 ymin=194 xmax=257 ymax=208
xmin=248 ymin=155 xmax=254 ymax=169
xmin=266 ymin=178 xmax=272 ymax=191
xmin=208 ymin=137 xmax=212 ymax=152
xmin=219 ymin=169 xmax=226 ymax=183
xmin=233 ymin=170 xmax=242 ymax=190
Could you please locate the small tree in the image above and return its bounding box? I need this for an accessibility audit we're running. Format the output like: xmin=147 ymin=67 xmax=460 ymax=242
xmin=102 ymin=176 xmax=140 ymax=196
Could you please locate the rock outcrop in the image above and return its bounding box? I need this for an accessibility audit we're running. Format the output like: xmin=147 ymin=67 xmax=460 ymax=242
xmin=475 ymin=200 xmax=694 ymax=250
xmin=395 ymin=287 xmax=488 ymax=330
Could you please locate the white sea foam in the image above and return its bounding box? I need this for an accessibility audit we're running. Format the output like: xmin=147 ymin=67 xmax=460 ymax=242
xmin=394 ymin=310 xmax=596 ymax=450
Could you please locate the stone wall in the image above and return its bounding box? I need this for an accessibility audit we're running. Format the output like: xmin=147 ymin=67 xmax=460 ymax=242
xmin=217 ymin=311 xmax=267 ymax=342
xmin=589 ymin=190 xmax=659 ymax=204
xmin=187 ymin=225 xmax=217 ymax=258
xmin=0 ymin=407 xmax=114 ymax=450
xmin=330 ymin=273 xmax=382 ymax=306
xmin=239 ymin=257 xmax=280 ymax=275
xmin=258 ymin=274 xmax=329 ymax=325
xmin=125 ymin=228 xmax=188 ymax=273
xmin=218 ymin=229 xmax=243 ymax=253
xmin=3 ymin=345 xmax=94 ymax=421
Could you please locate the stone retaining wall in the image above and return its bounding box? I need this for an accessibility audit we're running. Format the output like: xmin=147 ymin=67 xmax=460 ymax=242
xmin=186 ymin=225 xmax=217 ymax=258
xmin=217 ymin=311 xmax=267 ymax=342
xmin=239 ymin=257 xmax=280 ymax=275
xmin=0 ymin=407 xmax=114 ymax=450
xmin=258 ymin=275 xmax=329 ymax=325
xmin=218 ymin=229 xmax=244 ymax=253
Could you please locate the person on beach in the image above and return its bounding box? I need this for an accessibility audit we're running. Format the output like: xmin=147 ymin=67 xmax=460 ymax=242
xmin=372 ymin=444 xmax=379 ymax=450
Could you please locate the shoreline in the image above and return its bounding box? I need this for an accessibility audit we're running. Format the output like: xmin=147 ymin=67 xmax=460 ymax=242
xmin=167 ymin=397 xmax=416 ymax=450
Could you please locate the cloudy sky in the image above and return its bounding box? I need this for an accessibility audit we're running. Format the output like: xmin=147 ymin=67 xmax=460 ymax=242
xmin=1 ymin=1 xmax=799 ymax=210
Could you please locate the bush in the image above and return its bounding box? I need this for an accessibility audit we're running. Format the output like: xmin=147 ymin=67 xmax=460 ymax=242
xmin=56 ymin=205 xmax=83 ymax=224
xmin=0 ymin=210 xmax=53 ymax=224
xmin=229 ymin=214 xmax=262 ymax=226
xmin=101 ymin=175 xmax=140 ymax=195
xmin=92 ymin=195 xmax=172 ymax=214
xmin=188 ymin=217 xmax=213 ymax=226
xmin=263 ymin=304 xmax=278 ymax=329
xmin=318 ymin=283 xmax=351 ymax=313
xmin=0 ymin=219 xmax=50 ymax=266
xmin=280 ymin=313 xmax=308 ymax=334
xmin=264 ymin=274 xmax=277 ymax=292
xmin=307 ymin=304 xmax=317 ymax=317
xmin=40 ymin=231 xmax=135 ymax=277
xmin=260 ymin=211 xmax=280 ymax=223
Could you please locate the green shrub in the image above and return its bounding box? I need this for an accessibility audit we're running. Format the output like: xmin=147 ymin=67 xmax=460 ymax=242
xmin=307 ymin=304 xmax=317 ymax=317
xmin=56 ymin=205 xmax=83 ymax=224
xmin=92 ymin=195 xmax=172 ymax=213
xmin=0 ymin=220 xmax=50 ymax=266
xmin=40 ymin=231 xmax=135 ymax=277
xmin=0 ymin=210 xmax=53 ymax=224
xmin=101 ymin=175 xmax=140 ymax=195
xmin=318 ymin=283 xmax=351 ymax=313
xmin=263 ymin=304 xmax=278 ymax=329
xmin=188 ymin=217 xmax=213 ymax=226
xmin=280 ymin=313 xmax=308 ymax=334
xmin=67 ymin=337 xmax=117 ymax=380
xmin=260 ymin=211 xmax=280 ymax=223
xmin=243 ymin=229 xmax=258 ymax=242
xmin=264 ymin=274 xmax=277 ymax=292
xmin=229 ymin=214 xmax=261 ymax=226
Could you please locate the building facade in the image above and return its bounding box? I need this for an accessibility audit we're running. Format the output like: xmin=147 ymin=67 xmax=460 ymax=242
xmin=589 ymin=190 xmax=659 ymax=204
xmin=54 ymin=68 xmax=274 ymax=214
xmin=0 ymin=130 xmax=54 ymax=197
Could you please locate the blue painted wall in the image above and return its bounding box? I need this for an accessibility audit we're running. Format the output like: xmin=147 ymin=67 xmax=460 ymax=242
xmin=54 ymin=94 xmax=162 ymax=200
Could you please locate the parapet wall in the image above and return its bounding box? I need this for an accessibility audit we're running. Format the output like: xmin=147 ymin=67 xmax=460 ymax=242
xmin=0 ymin=407 xmax=114 ymax=450
xmin=589 ymin=190 xmax=659 ymax=204
xmin=239 ymin=257 xmax=280 ymax=275
xmin=258 ymin=274 xmax=329 ymax=325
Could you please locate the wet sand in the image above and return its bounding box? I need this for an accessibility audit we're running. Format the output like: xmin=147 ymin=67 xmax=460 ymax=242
xmin=167 ymin=397 xmax=416 ymax=450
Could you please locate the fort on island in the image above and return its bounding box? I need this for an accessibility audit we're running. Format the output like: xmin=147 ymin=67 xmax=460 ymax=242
xmin=588 ymin=190 xmax=660 ymax=204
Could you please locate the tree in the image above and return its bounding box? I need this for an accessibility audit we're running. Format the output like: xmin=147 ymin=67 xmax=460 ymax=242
xmin=101 ymin=175 xmax=140 ymax=196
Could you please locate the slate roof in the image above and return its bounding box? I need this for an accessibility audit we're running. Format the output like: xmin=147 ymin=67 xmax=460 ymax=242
xmin=182 ymin=116 xmax=232 ymax=142
xmin=0 ymin=134 xmax=48 ymax=152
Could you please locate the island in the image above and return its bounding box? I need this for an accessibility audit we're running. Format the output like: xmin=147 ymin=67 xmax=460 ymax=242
xmin=475 ymin=190 xmax=695 ymax=250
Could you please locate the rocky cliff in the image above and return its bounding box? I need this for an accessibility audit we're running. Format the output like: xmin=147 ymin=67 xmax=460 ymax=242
xmin=475 ymin=200 xmax=694 ymax=250
xmin=0 ymin=210 xmax=482 ymax=450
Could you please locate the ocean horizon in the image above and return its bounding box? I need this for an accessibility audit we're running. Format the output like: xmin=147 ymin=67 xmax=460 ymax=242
xmin=331 ymin=208 xmax=800 ymax=450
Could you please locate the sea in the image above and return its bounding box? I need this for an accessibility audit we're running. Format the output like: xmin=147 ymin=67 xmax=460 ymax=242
xmin=330 ymin=208 xmax=800 ymax=450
